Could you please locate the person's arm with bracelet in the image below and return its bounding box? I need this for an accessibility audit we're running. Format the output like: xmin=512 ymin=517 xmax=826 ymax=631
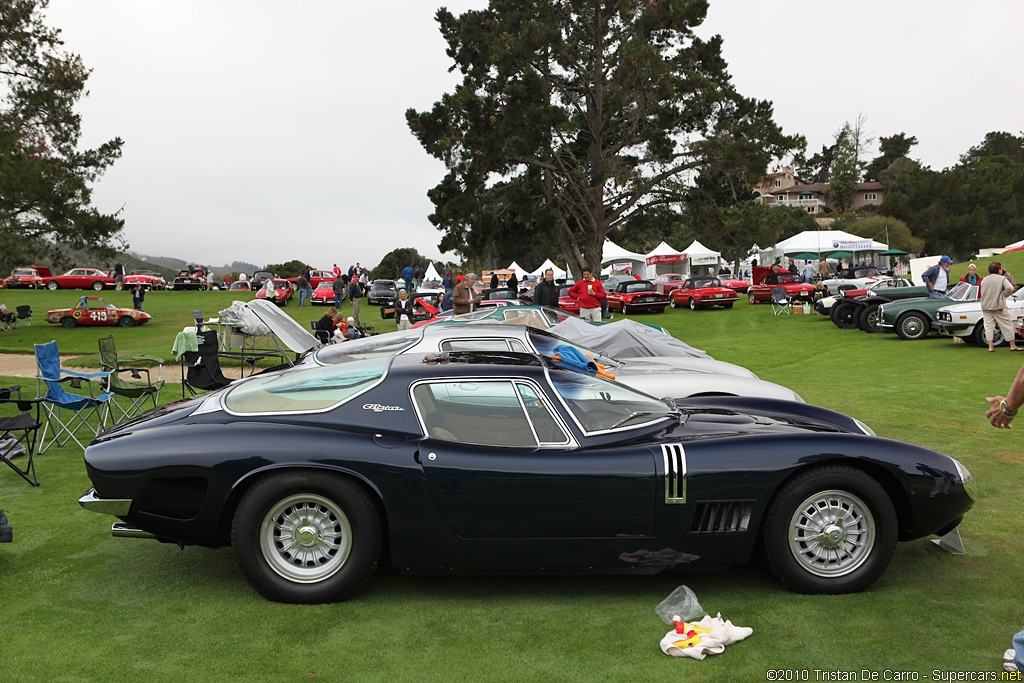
xmin=987 ymin=363 xmax=1024 ymax=428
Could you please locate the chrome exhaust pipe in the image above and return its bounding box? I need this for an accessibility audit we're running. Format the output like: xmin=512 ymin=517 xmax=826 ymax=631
xmin=111 ymin=522 xmax=157 ymax=540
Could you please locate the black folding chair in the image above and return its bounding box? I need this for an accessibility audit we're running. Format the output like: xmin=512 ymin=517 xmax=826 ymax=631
xmin=770 ymin=286 xmax=793 ymax=315
xmin=181 ymin=330 xmax=234 ymax=397
xmin=0 ymin=385 xmax=42 ymax=486
xmin=15 ymin=305 xmax=32 ymax=327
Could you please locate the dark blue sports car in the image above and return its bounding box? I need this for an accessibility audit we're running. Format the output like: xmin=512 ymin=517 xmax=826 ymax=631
xmin=79 ymin=351 xmax=975 ymax=603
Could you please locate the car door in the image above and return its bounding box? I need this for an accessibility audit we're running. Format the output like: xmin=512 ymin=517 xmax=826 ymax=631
xmin=411 ymin=378 xmax=656 ymax=540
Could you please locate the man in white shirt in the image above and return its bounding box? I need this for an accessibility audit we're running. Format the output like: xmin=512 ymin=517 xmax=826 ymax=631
xmin=802 ymin=261 xmax=815 ymax=284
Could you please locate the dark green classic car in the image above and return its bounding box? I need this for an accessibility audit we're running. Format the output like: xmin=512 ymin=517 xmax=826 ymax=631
xmin=876 ymin=282 xmax=979 ymax=340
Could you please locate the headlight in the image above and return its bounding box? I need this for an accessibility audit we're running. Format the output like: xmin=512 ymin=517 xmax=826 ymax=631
xmin=853 ymin=418 xmax=876 ymax=436
xmin=950 ymin=458 xmax=978 ymax=501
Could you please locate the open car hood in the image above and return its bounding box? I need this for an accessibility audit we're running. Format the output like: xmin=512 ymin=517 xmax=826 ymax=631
xmin=244 ymin=299 xmax=321 ymax=354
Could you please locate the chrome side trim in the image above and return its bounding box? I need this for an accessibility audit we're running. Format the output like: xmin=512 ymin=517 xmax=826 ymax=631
xmin=662 ymin=443 xmax=687 ymax=504
xmin=111 ymin=522 xmax=157 ymax=540
xmin=78 ymin=488 xmax=132 ymax=516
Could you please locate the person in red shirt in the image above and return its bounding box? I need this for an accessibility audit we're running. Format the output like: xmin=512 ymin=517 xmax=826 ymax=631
xmin=567 ymin=267 xmax=606 ymax=322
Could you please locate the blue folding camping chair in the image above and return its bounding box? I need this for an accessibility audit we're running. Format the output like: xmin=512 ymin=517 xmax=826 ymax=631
xmin=34 ymin=341 xmax=112 ymax=453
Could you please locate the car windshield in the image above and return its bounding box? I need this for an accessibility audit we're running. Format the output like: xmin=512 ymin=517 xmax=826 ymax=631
xmin=548 ymin=370 xmax=672 ymax=433
xmin=771 ymin=273 xmax=801 ymax=284
xmin=12 ymin=269 xmax=34 ymax=276
xmin=315 ymin=330 xmax=421 ymax=364
xmin=947 ymin=282 xmax=976 ymax=301
xmin=225 ymin=356 xmax=390 ymax=413
xmin=691 ymin=278 xmax=721 ymax=289
xmin=528 ymin=329 xmax=619 ymax=368
xmin=622 ymin=282 xmax=654 ymax=293
xmin=449 ymin=309 xmax=497 ymax=322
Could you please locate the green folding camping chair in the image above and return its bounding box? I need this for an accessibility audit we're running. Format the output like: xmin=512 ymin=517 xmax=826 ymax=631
xmin=98 ymin=336 xmax=165 ymax=423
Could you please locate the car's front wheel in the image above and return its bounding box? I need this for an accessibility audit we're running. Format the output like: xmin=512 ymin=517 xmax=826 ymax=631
xmin=761 ymin=466 xmax=897 ymax=594
xmin=830 ymin=301 xmax=858 ymax=329
xmin=895 ymin=311 xmax=929 ymax=340
xmin=669 ymin=296 xmax=678 ymax=309
xmin=47 ymin=281 xmax=59 ymax=290
xmin=857 ymin=302 xmax=883 ymax=333
xmin=232 ymin=472 xmax=383 ymax=604
xmin=117 ymin=315 xmax=135 ymax=327
xmin=748 ymin=292 xmax=757 ymax=305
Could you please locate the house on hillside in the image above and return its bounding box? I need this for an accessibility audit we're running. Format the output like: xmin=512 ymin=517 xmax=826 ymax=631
xmin=752 ymin=166 xmax=886 ymax=214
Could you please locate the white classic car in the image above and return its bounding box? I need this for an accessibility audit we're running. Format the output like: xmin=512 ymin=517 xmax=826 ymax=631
xmin=820 ymin=266 xmax=886 ymax=296
xmin=933 ymin=287 xmax=1024 ymax=345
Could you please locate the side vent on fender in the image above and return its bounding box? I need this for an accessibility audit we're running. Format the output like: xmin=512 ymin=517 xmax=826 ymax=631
xmin=661 ymin=443 xmax=686 ymax=504
xmin=691 ymin=501 xmax=754 ymax=533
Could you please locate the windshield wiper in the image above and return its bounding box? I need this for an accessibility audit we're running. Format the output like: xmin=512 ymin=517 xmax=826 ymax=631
xmin=609 ymin=410 xmax=654 ymax=429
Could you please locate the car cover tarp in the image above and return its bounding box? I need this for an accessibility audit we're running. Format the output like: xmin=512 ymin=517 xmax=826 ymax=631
xmin=218 ymin=301 xmax=271 ymax=337
xmin=548 ymin=316 xmax=709 ymax=359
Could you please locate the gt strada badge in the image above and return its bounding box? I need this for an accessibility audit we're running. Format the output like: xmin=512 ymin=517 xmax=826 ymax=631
xmin=363 ymin=403 xmax=404 ymax=412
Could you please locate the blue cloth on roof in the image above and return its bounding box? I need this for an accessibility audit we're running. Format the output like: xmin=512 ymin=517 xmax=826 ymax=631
xmin=551 ymin=344 xmax=598 ymax=375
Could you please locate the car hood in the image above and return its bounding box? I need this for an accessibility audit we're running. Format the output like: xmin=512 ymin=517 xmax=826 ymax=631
xmin=245 ymin=299 xmax=320 ymax=354
xmin=670 ymin=396 xmax=870 ymax=435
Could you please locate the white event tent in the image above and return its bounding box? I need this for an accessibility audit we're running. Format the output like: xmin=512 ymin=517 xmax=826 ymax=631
xmin=758 ymin=230 xmax=888 ymax=267
xmin=600 ymin=239 xmax=646 ymax=276
xmin=423 ymin=262 xmax=442 ymax=283
xmin=505 ymin=261 xmax=530 ymax=280
xmin=528 ymin=258 xmax=568 ymax=281
xmin=643 ymin=241 xmax=683 ymax=280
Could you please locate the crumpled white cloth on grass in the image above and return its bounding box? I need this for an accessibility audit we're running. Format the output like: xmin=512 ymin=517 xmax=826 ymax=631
xmin=659 ymin=614 xmax=753 ymax=659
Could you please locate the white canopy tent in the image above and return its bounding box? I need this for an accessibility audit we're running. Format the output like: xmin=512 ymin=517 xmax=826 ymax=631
xmin=643 ymin=241 xmax=684 ymax=280
xmin=528 ymin=258 xmax=568 ymax=281
xmin=423 ymin=262 xmax=442 ymax=283
xmin=758 ymin=230 xmax=888 ymax=268
xmin=505 ymin=261 xmax=530 ymax=280
xmin=680 ymin=239 xmax=722 ymax=277
xmin=600 ymin=239 xmax=646 ymax=276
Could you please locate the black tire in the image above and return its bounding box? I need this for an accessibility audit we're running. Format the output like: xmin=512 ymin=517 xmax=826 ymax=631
xmin=117 ymin=315 xmax=135 ymax=328
xmin=895 ymin=311 xmax=929 ymax=341
xmin=47 ymin=281 xmax=59 ymax=290
xmin=92 ymin=281 xmax=104 ymax=291
xmin=689 ymin=297 xmax=698 ymax=311
xmin=972 ymin=321 xmax=1005 ymax=347
xmin=232 ymin=471 xmax=383 ymax=604
xmin=857 ymin=303 xmax=883 ymax=333
xmin=723 ymin=302 xmax=734 ymax=309
xmin=761 ymin=465 xmax=897 ymax=594
xmin=830 ymin=301 xmax=858 ymax=329
xmin=669 ymin=296 xmax=678 ymax=309
xmin=60 ymin=316 xmax=76 ymax=328
xmin=748 ymin=291 xmax=757 ymax=304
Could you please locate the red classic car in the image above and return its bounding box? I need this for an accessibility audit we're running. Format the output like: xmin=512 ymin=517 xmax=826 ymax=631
xmin=228 ymin=281 xmax=253 ymax=292
xmin=169 ymin=269 xmax=208 ymax=290
xmin=310 ymin=282 xmax=338 ymax=305
xmin=124 ymin=271 xmax=167 ymax=290
xmin=717 ymin=271 xmax=750 ymax=294
xmin=46 ymin=296 xmax=152 ymax=328
xmin=286 ymin=269 xmax=337 ymax=290
xmin=3 ymin=265 xmax=51 ymax=288
xmin=556 ymin=284 xmax=581 ymax=316
xmin=669 ymin=277 xmax=740 ymax=310
xmin=255 ymin=279 xmax=294 ymax=306
xmin=41 ymin=268 xmax=116 ymax=291
xmin=748 ymin=269 xmax=816 ymax=304
xmin=606 ymin=280 xmax=669 ymax=314
xmin=652 ymin=273 xmax=686 ymax=295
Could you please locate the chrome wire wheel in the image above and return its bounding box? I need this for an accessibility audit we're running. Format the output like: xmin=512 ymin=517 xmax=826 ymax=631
xmin=787 ymin=489 xmax=875 ymax=578
xmin=260 ymin=493 xmax=353 ymax=584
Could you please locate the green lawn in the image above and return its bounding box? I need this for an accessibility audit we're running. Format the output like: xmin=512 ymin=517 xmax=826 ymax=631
xmin=0 ymin=275 xmax=1021 ymax=681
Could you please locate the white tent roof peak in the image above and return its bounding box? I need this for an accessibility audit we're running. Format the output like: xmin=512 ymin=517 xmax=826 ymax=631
xmin=423 ymin=262 xmax=441 ymax=281
xmin=601 ymin=239 xmax=645 ymax=264
xmin=505 ymin=261 xmax=529 ymax=278
xmin=528 ymin=258 xmax=567 ymax=279
xmin=682 ymin=239 xmax=719 ymax=257
xmin=645 ymin=241 xmax=681 ymax=258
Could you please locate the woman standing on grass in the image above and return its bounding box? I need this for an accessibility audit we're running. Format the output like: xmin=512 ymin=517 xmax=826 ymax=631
xmin=980 ymin=261 xmax=1021 ymax=353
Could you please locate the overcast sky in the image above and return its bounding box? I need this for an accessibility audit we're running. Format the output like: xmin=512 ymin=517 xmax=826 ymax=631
xmin=46 ymin=0 xmax=1024 ymax=271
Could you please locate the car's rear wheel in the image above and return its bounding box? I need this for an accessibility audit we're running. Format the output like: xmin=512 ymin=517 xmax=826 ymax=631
xmin=761 ymin=466 xmax=897 ymax=594
xmin=232 ymin=472 xmax=383 ymax=604
xmin=973 ymin=321 xmax=1005 ymax=347
xmin=47 ymin=281 xmax=59 ymax=290
xmin=689 ymin=297 xmax=698 ymax=311
xmin=895 ymin=311 xmax=929 ymax=340
xmin=92 ymin=281 xmax=104 ymax=291
xmin=117 ymin=315 xmax=135 ymax=328
xmin=60 ymin=316 xmax=76 ymax=328
xmin=830 ymin=301 xmax=858 ymax=329
xmin=723 ymin=302 xmax=734 ymax=309
xmin=857 ymin=302 xmax=883 ymax=333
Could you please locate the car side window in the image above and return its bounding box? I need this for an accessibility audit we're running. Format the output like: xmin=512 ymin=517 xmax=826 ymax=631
xmin=516 ymin=382 xmax=569 ymax=445
xmin=413 ymin=381 xmax=538 ymax=448
xmin=441 ymin=339 xmax=512 ymax=352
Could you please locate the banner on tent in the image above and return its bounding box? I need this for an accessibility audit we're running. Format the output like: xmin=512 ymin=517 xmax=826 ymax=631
xmin=647 ymin=254 xmax=685 ymax=265
xmin=831 ymin=239 xmax=873 ymax=251
xmin=612 ymin=262 xmax=633 ymax=273
xmin=691 ymin=254 xmax=719 ymax=266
